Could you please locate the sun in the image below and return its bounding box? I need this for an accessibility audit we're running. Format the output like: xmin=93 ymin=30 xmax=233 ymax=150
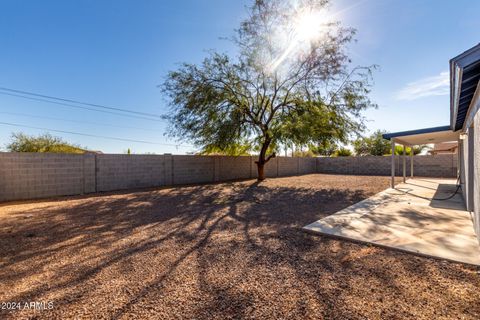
xmin=267 ymin=7 xmax=329 ymax=73
xmin=294 ymin=9 xmax=327 ymax=42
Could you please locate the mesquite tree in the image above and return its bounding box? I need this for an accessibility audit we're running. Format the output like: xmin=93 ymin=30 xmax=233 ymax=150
xmin=162 ymin=0 xmax=376 ymax=180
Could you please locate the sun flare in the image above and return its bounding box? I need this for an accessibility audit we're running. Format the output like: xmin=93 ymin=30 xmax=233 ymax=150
xmin=267 ymin=8 xmax=328 ymax=73
xmin=294 ymin=9 xmax=327 ymax=41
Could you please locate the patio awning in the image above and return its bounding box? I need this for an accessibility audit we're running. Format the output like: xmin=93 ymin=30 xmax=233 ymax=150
xmin=382 ymin=125 xmax=459 ymax=146
xmin=382 ymin=125 xmax=460 ymax=188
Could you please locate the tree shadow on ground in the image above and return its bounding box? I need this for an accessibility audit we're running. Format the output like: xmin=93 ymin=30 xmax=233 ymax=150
xmin=0 ymin=175 xmax=479 ymax=319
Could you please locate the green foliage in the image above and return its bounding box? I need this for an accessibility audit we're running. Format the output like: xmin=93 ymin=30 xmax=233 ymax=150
xmin=353 ymin=130 xmax=390 ymax=156
xmin=413 ymin=145 xmax=426 ymax=155
xmin=292 ymin=149 xmax=315 ymax=157
xmin=353 ymin=131 xmax=427 ymax=156
xmin=200 ymin=142 xmax=252 ymax=156
xmin=7 ymin=132 xmax=87 ymax=153
xmin=392 ymin=145 xmax=424 ymax=155
xmin=394 ymin=145 xmax=407 ymax=155
xmin=162 ymin=0 xmax=376 ymax=179
xmin=334 ymin=147 xmax=352 ymax=157
xmin=127 ymin=148 xmax=131 ymax=155
xmin=310 ymin=139 xmax=339 ymax=156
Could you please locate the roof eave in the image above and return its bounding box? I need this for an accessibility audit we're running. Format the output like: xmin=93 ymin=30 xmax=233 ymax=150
xmin=449 ymin=43 xmax=480 ymax=131
xmin=382 ymin=125 xmax=451 ymax=140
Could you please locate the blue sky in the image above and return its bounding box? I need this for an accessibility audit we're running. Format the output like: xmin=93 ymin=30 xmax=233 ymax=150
xmin=0 ymin=0 xmax=479 ymax=154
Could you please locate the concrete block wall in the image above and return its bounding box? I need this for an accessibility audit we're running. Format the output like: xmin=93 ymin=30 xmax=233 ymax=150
xmin=356 ymin=156 xmax=396 ymax=176
xmin=412 ymin=154 xmax=457 ymax=177
xmin=249 ymin=157 xmax=278 ymax=178
xmin=172 ymin=155 xmax=215 ymax=185
xmin=316 ymin=157 xmax=357 ymax=175
xmin=277 ymin=157 xmax=298 ymax=176
xmin=299 ymin=158 xmax=316 ymax=174
xmin=83 ymin=154 xmax=96 ymax=193
xmin=164 ymin=154 xmax=173 ymax=185
xmin=0 ymin=153 xmax=93 ymax=201
xmin=96 ymin=154 xmax=166 ymax=192
xmin=0 ymin=153 xmax=318 ymax=202
xmin=0 ymin=152 xmax=458 ymax=202
xmin=218 ymin=156 xmax=251 ymax=181
xmin=316 ymin=154 xmax=457 ymax=177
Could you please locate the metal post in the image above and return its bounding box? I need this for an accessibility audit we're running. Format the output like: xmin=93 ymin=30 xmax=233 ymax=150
xmin=403 ymin=144 xmax=406 ymax=183
xmin=391 ymin=139 xmax=395 ymax=188
xmin=410 ymin=145 xmax=414 ymax=178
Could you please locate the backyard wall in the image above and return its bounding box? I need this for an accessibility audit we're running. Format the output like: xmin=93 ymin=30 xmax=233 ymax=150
xmin=0 ymin=153 xmax=316 ymax=202
xmin=0 ymin=152 xmax=457 ymax=202
xmin=0 ymin=153 xmax=96 ymax=201
xmin=316 ymin=154 xmax=457 ymax=177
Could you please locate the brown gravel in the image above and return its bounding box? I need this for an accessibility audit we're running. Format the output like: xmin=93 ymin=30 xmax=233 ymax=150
xmin=0 ymin=174 xmax=479 ymax=319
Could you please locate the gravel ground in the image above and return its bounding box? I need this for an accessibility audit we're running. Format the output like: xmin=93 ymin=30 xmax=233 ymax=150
xmin=0 ymin=174 xmax=479 ymax=320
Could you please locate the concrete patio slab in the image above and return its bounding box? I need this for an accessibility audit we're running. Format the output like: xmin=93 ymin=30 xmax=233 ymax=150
xmin=304 ymin=178 xmax=480 ymax=265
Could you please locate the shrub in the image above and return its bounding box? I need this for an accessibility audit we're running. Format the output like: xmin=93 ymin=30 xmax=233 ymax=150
xmin=353 ymin=130 xmax=390 ymax=156
xmin=392 ymin=145 xmax=425 ymax=155
xmin=334 ymin=148 xmax=352 ymax=157
xmin=292 ymin=150 xmax=316 ymax=157
xmin=7 ymin=132 xmax=87 ymax=154
xmin=309 ymin=140 xmax=338 ymax=156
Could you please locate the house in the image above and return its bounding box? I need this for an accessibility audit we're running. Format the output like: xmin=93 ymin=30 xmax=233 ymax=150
xmin=383 ymin=44 xmax=480 ymax=243
xmin=428 ymin=141 xmax=458 ymax=155
xmin=452 ymin=44 xmax=480 ymax=242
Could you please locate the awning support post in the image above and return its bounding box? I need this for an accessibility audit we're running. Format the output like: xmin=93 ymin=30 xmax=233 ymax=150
xmin=403 ymin=144 xmax=406 ymax=183
xmin=391 ymin=139 xmax=395 ymax=188
xmin=410 ymin=145 xmax=414 ymax=178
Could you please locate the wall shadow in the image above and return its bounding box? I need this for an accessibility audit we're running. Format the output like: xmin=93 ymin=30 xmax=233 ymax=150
xmin=0 ymin=175 xmax=478 ymax=319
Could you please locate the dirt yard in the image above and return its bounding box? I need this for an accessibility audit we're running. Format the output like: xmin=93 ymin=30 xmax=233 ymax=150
xmin=0 ymin=174 xmax=479 ymax=319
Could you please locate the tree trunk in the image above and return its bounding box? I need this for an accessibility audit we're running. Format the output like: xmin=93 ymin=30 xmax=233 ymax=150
xmin=256 ymin=134 xmax=273 ymax=181
xmin=257 ymin=161 xmax=265 ymax=181
xmin=256 ymin=140 xmax=268 ymax=181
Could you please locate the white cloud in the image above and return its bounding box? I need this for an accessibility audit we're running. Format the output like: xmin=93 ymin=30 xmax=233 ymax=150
xmin=395 ymin=71 xmax=449 ymax=101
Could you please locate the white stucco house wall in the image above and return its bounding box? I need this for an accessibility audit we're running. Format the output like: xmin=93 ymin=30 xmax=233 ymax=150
xmin=451 ymin=44 xmax=480 ymax=241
